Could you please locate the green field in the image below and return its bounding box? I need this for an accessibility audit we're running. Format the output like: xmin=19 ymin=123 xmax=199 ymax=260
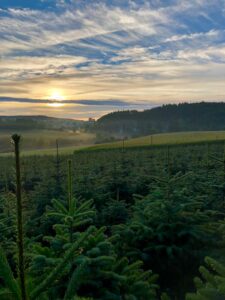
xmin=84 ymin=131 xmax=225 ymax=151
xmin=0 ymin=130 xmax=95 ymax=156
xmin=2 ymin=130 xmax=225 ymax=156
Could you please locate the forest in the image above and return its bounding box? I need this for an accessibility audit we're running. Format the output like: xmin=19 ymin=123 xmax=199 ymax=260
xmin=0 ymin=135 xmax=225 ymax=299
xmin=96 ymin=102 xmax=225 ymax=138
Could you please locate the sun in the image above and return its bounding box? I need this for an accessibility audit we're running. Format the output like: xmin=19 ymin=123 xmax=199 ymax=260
xmin=48 ymin=90 xmax=65 ymax=107
xmin=50 ymin=91 xmax=64 ymax=101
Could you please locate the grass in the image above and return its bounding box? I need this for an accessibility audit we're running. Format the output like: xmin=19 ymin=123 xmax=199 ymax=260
xmin=0 ymin=130 xmax=95 ymax=156
xmin=2 ymin=130 xmax=225 ymax=156
xmin=82 ymin=131 xmax=225 ymax=151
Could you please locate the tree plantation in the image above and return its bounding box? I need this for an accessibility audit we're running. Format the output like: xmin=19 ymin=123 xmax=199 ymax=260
xmin=1 ymin=136 xmax=225 ymax=299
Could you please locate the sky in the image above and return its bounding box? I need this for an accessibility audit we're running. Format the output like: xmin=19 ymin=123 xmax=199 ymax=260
xmin=0 ymin=0 xmax=225 ymax=119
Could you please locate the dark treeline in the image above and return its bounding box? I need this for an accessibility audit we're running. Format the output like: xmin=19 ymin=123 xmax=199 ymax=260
xmin=0 ymin=116 xmax=83 ymax=131
xmin=96 ymin=102 xmax=225 ymax=138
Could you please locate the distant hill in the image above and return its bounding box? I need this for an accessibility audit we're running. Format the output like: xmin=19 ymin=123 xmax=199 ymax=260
xmin=0 ymin=115 xmax=84 ymax=131
xmin=96 ymin=102 xmax=225 ymax=138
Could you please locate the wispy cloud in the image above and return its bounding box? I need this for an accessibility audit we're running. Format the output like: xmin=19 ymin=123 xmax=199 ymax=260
xmin=0 ymin=97 xmax=138 ymax=106
xmin=0 ymin=0 xmax=225 ymax=118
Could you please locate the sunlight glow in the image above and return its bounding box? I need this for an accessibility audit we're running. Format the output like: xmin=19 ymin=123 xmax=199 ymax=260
xmin=48 ymin=90 xmax=65 ymax=107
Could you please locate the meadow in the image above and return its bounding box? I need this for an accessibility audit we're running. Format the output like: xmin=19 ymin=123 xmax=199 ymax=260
xmin=87 ymin=130 xmax=225 ymax=151
xmin=1 ymin=130 xmax=225 ymax=156
xmin=0 ymin=135 xmax=225 ymax=299
xmin=0 ymin=130 xmax=95 ymax=155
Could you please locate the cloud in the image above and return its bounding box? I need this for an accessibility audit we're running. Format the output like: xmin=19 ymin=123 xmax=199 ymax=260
xmin=0 ymin=3 xmax=163 ymax=56
xmin=164 ymin=29 xmax=220 ymax=43
xmin=0 ymin=96 xmax=139 ymax=106
xmin=0 ymin=0 xmax=225 ymax=118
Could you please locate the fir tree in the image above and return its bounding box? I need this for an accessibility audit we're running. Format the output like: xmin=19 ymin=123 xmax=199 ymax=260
xmin=186 ymin=257 xmax=225 ymax=300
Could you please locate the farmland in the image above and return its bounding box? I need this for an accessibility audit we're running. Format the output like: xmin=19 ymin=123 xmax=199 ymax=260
xmin=1 ymin=136 xmax=225 ymax=299
xmin=85 ymin=130 xmax=225 ymax=151
xmin=1 ymin=130 xmax=225 ymax=156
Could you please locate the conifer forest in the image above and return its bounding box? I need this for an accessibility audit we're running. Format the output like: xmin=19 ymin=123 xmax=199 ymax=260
xmin=1 ymin=136 xmax=225 ymax=299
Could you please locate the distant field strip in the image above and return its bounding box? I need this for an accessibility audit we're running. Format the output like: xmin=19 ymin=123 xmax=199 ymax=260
xmin=1 ymin=131 xmax=225 ymax=156
xmin=84 ymin=131 xmax=225 ymax=151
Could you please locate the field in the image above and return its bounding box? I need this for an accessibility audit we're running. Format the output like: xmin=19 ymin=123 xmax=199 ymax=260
xmin=1 ymin=130 xmax=225 ymax=156
xmin=1 ymin=138 xmax=225 ymax=299
xmin=0 ymin=130 xmax=95 ymax=155
xmin=1 ymin=127 xmax=224 ymax=297
xmin=86 ymin=130 xmax=225 ymax=151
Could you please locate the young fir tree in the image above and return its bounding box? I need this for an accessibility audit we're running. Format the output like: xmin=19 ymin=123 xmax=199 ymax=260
xmin=0 ymin=136 xmax=95 ymax=300
xmin=45 ymin=159 xmax=95 ymax=245
xmin=186 ymin=257 xmax=225 ymax=300
xmin=113 ymin=170 xmax=222 ymax=298
xmin=29 ymin=159 xmax=159 ymax=299
xmin=0 ymin=192 xmax=17 ymax=261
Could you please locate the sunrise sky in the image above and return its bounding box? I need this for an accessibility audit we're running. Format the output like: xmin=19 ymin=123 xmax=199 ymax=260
xmin=0 ymin=0 xmax=225 ymax=119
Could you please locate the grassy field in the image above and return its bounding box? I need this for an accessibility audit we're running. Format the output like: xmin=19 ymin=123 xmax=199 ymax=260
xmin=2 ymin=130 xmax=225 ymax=156
xmin=84 ymin=131 xmax=225 ymax=151
xmin=0 ymin=130 xmax=95 ymax=156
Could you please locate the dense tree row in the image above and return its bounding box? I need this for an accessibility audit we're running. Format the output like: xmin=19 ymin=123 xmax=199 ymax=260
xmin=1 ymin=139 xmax=225 ymax=299
xmin=96 ymin=102 xmax=225 ymax=138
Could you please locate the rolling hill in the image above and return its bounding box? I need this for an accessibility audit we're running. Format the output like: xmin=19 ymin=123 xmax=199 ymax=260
xmin=96 ymin=102 xmax=225 ymax=138
xmin=0 ymin=115 xmax=84 ymax=131
xmin=2 ymin=102 xmax=225 ymax=155
xmin=84 ymin=131 xmax=225 ymax=151
xmin=0 ymin=116 xmax=95 ymax=154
